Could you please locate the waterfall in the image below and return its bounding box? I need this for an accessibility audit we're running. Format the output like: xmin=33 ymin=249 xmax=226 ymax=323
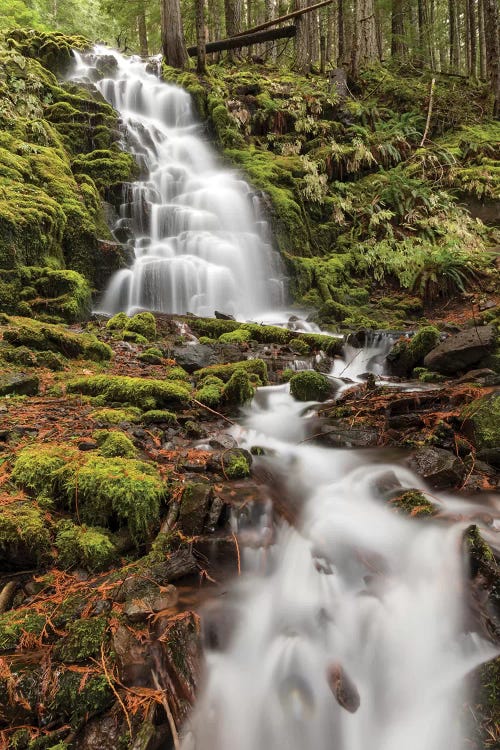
xmin=70 ymin=48 xmax=286 ymax=319
xmin=181 ymin=344 xmax=495 ymax=750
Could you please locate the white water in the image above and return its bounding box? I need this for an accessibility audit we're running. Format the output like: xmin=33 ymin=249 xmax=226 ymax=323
xmin=71 ymin=49 xmax=286 ymax=318
xmin=182 ymin=348 xmax=496 ymax=750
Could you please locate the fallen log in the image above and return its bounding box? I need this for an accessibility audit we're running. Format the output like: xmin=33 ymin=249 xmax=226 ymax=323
xmin=187 ymin=25 xmax=296 ymax=57
xmin=232 ymin=0 xmax=334 ymax=38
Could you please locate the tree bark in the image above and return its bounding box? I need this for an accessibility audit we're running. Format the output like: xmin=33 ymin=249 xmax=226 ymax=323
xmin=478 ymin=0 xmax=487 ymax=78
xmin=295 ymin=0 xmax=311 ymax=73
xmin=196 ymin=0 xmax=207 ymax=73
xmin=137 ymin=4 xmax=149 ymax=58
xmin=351 ymin=0 xmax=378 ymax=76
xmin=467 ymin=0 xmax=477 ymax=76
xmin=448 ymin=0 xmax=460 ymax=71
xmin=225 ymin=0 xmax=244 ymax=60
xmin=338 ymin=0 xmax=345 ymax=64
xmin=391 ymin=0 xmax=405 ymax=58
xmin=482 ymin=0 xmax=500 ymax=116
xmin=161 ymin=0 xmax=189 ymax=68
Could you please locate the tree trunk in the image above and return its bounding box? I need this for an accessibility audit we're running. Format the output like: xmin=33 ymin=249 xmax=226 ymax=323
xmin=448 ymin=0 xmax=460 ymax=71
xmin=196 ymin=0 xmax=207 ymax=73
xmin=338 ymin=0 xmax=345 ymax=64
xmin=137 ymin=4 xmax=149 ymax=57
xmin=187 ymin=24 xmax=296 ymax=55
xmin=483 ymin=0 xmax=500 ymax=116
xmin=161 ymin=0 xmax=188 ymax=68
xmin=351 ymin=0 xmax=377 ymax=76
xmin=225 ymin=0 xmax=244 ymax=60
xmin=391 ymin=0 xmax=405 ymax=59
xmin=295 ymin=0 xmax=311 ymax=73
xmin=374 ymin=3 xmax=383 ymax=61
xmin=478 ymin=0 xmax=487 ymax=78
xmin=467 ymin=0 xmax=477 ymax=76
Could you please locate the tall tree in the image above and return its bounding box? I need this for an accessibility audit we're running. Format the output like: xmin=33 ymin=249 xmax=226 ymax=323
xmin=337 ymin=0 xmax=345 ymax=64
xmin=482 ymin=0 xmax=500 ymax=116
xmin=161 ymin=0 xmax=188 ymax=68
xmin=196 ymin=0 xmax=207 ymax=73
xmin=295 ymin=0 xmax=311 ymax=73
xmin=478 ymin=0 xmax=487 ymax=77
xmin=137 ymin=1 xmax=148 ymax=57
xmin=391 ymin=0 xmax=405 ymax=59
xmin=466 ymin=0 xmax=477 ymax=77
xmin=448 ymin=0 xmax=460 ymax=70
xmin=351 ymin=0 xmax=378 ymax=76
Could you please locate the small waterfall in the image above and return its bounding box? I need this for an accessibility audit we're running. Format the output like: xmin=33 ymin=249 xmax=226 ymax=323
xmin=181 ymin=342 xmax=495 ymax=750
xmin=71 ymin=48 xmax=286 ymax=318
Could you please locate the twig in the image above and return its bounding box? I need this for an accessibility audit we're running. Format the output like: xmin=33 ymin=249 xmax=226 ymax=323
xmin=191 ymin=398 xmax=236 ymax=425
xmin=152 ymin=671 xmax=180 ymax=750
xmin=420 ymin=77 xmax=436 ymax=147
xmin=231 ymin=532 xmax=241 ymax=575
xmin=100 ymin=642 xmax=132 ymax=738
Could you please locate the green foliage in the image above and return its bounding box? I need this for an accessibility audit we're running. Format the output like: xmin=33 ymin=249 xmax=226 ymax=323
xmin=55 ymin=521 xmax=116 ymax=571
xmin=289 ymin=370 xmax=331 ymax=402
xmin=66 ymin=374 xmax=190 ymax=409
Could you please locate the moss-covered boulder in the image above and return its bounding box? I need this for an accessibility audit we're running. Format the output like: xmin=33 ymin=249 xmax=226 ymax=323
xmin=195 ymin=358 xmax=268 ymax=384
xmin=387 ymin=326 xmax=440 ymax=377
xmin=222 ymin=368 xmax=254 ymax=406
xmin=290 ymin=370 xmax=332 ymax=402
xmin=66 ymin=374 xmax=190 ymax=410
xmin=0 ymin=502 xmax=52 ymax=568
xmin=388 ymin=489 xmax=437 ymax=517
xmin=2 ymin=317 xmax=112 ymax=360
xmin=55 ymin=521 xmax=117 ymax=572
xmin=56 ymin=616 xmax=107 ymax=663
xmin=94 ymin=429 xmax=137 ymax=458
xmin=461 ymin=392 xmax=500 ymax=467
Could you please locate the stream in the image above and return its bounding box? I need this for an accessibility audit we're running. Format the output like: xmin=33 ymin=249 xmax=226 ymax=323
xmin=71 ymin=50 xmax=496 ymax=749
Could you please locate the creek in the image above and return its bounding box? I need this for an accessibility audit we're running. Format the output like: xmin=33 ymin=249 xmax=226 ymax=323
xmin=71 ymin=49 xmax=496 ymax=749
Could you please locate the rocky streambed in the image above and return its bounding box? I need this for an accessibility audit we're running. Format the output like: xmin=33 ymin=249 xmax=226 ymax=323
xmin=0 ymin=310 xmax=498 ymax=749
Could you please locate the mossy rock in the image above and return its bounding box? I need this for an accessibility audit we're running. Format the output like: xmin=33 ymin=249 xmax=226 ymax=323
xmin=387 ymin=326 xmax=440 ymax=377
xmin=195 ymin=358 xmax=268 ymax=384
xmin=290 ymin=370 xmax=331 ymax=402
xmin=142 ymin=409 xmax=178 ymax=425
xmin=0 ymin=502 xmax=52 ymax=567
xmin=89 ymin=406 xmax=142 ymax=424
xmin=66 ymin=374 xmax=190 ymax=410
xmin=218 ymin=329 xmax=252 ymax=344
xmin=55 ymin=521 xmax=117 ymax=572
xmin=461 ymin=392 xmax=500 ymax=467
xmin=124 ymin=312 xmax=157 ymax=340
xmin=94 ymin=430 xmax=137 ymax=458
xmin=139 ymin=347 xmax=164 ymax=364
xmin=0 ymin=609 xmax=46 ymax=651
xmin=56 ymin=616 xmax=107 ymax=663
xmin=11 ymin=444 xmax=80 ymax=498
xmin=195 ymin=381 xmax=224 ymax=408
xmin=49 ymin=672 xmax=113 ymax=727
xmin=223 ymin=449 xmax=252 ymax=479
xmin=389 ymin=489 xmax=436 ymax=517
xmin=222 ymin=368 xmax=254 ymax=405
xmin=3 ymin=317 xmax=111 ymax=361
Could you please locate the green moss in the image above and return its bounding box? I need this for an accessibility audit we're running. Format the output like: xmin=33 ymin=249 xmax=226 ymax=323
xmin=290 ymin=370 xmax=331 ymax=401
xmin=66 ymin=375 xmax=190 ymax=410
xmin=165 ymin=365 xmax=190 ymax=381
xmin=390 ymin=489 xmax=436 ymax=517
xmin=122 ymin=330 xmax=149 ymax=344
xmin=224 ymin=450 xmax=251 ymax=479
xmin=289 ymin=337 xmax=310 ymax=355
xmin=11 ymin=443 xmax=80 ymax=498
xmin=36 ymin=350 xmax=66 ymax=371
xmin=95 ymin=430 xmax=137 ymax=458
xmin=89 ymin=407 xmax=142 ymax=424
xmin=71 ymin=149 xmax=138 ymax=193
xmin=124 ymin=312 xmax=156 ymax=340
xmin=0 ymin=610 xmax=46 ymax=651
xmin=461 ymin=393 xmax=500 ymax=451
xmin=55 ymin=521 xmax=116 ymax=572
xmin=218 ymin=328 xmax=252 ymax=343
xmin=387 ymin=326 xmax=440 ymax=376
xmin=223 ymin=368 xmax=254 ymax=405
xmin=3 ymin=317 xmax=112 ymax=361
xmin=195 ymin=358 xmax=268 ymax=384
xmin=0 ymin=502 xmax=51 ymax=564
xmin=139 ymin=347 xmax=164 ymax=364
xmin=106 ymin=312 xmax=129 ymax=330
xmin=64 ymin=456 xmax=164 ymax=543
xmin=195 ymin=380 xmax=224 ymax=407
xmin=142 ymin=409 xmax=178 ymax=425
xmin=281 ymin=368 xmax=294 ymax=382
xmin=50 ymin=672 xmax=113 ymax=727
xmin=56 ymin=616 xmax=107 ymax=663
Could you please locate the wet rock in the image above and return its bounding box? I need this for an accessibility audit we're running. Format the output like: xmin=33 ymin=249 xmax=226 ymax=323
xmin=201 ymin=600 xmax=239 ymax=651
xmin=78 ymin=439 xmax=98 ymax=451
xmin=313 ymin=420 xmax=380 ymax=448
xmin=178 ymin=480 xmax=213 ymax=535
xmin=0 ymin=373 xmax=39 ymax=397
xmin=113 ymin=623 xmax=154 ymax=686
xmin=461 ymin=392 xmax=500 ymax=468
xmin=408 ymin=446 xmax=466 ymax=489
xmin=326 ymin=662 xmax=360 ymax=713
xmin=172 ymin=343 xmax=218 ymax=372
xmin=455 ymin=368 xmax=500 ymax=386
xmin=124 ymin=584 xmax=178 ymax=622
xmin=214 ymin=310 xmax=235 ymax=320
xmin=74 ymin=713 xmax=125 ymax=750
xmin=370 ymin=470 xmax=402 ymax=500
xmin=464 ymin=525 xmax=500 ymax=640
xmin=423 ymin=324 xmax=495 ymax=375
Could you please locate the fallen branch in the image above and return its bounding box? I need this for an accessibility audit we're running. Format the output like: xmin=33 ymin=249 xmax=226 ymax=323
xmin=152 ymin=671 xmax=180 ymax=750
xmin=420 ymin=77 xmax=436 ymax=147
xmin=232 ymin=0 xmax=334 ymax=37
xmin=191 ymin=398 xmax=236 ymax=425
xmin=187 ymin=25 xmax=296 ymax=56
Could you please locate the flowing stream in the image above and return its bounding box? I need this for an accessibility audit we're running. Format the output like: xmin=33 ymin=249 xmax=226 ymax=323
xmin=71 ymin=49 xmax=496 ymax=749
xmin=71 ymin=49 xmax=285 ymax=318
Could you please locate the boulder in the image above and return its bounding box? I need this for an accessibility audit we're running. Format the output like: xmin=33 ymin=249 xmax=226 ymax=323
xmin=423 ymin=325 xmax=496 ymax=375
xmin=124 ymin=584 xmax=178 ymax=623
xmin=172 ymin=344 xmax=218 ymax=372
xmin=408 ymin=446 xmax=466 ymax=488
xmin=0 ymin=373 xmax=39 ymax=397
xmin=461 ymin=391 xmax=500 ymax=467
xmin=312 ymin=420 xmax=380 ymax=448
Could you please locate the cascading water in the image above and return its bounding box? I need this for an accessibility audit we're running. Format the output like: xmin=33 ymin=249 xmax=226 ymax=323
xmin=181 ymin=345 xmax=496 ymax=750
xmin=70 ymin=49 xmax=286 ymax=318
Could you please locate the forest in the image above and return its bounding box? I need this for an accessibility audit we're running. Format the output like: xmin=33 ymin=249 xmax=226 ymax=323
xmin=0 ymin=1 xmax=499 ymax=749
